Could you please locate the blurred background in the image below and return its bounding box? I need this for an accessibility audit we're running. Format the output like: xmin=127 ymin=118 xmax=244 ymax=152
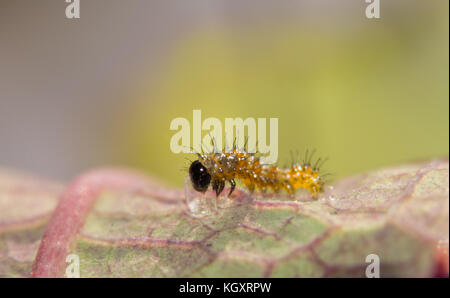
xmin=0 ymin=0 xmax=448 ymax=187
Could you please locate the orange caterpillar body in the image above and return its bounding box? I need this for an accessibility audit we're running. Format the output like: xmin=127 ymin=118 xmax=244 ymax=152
xmin=188 ymin=147 xmax=326 ymax=198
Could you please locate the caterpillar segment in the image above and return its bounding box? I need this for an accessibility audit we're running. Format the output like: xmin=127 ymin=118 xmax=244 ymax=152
xmin=188 ymin=147 xmax=326 ymax=199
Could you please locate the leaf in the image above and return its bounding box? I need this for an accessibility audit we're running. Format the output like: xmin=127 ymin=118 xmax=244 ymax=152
xmin=0 ymin=169 xmax=63 ymax=277
xmin=1 ymin=160 xmax=449 ymax=277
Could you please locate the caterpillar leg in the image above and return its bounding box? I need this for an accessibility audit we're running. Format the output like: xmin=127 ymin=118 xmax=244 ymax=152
xmin=310 ymin=186 xmax=319 ymax=200
xmin=228 ymin=179 xmax=236 ymax=197
xmin=212 ymin=180 xmax=225 ymax=197
xmin=286 ymin=187 xmax=296 ymax=199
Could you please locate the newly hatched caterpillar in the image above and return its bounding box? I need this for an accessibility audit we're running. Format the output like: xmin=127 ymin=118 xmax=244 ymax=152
xmin=188 ymin=143 xmax=327 ymax=199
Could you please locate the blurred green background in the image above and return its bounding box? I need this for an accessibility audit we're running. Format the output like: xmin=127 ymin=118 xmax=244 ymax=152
xmin=119 ymin=1 xmax=448 ymax=187
xmin=2 ymin=1 xmax=446 ymax=184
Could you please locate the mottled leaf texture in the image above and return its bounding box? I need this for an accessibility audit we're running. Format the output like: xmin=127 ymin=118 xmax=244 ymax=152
xmin=0 ymin=159 xmax=448 ymax=277
xmin=0 ymin=169 xmax=63 ymax=277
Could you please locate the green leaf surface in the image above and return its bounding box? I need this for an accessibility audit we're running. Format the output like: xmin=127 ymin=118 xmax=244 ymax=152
xmin=0 ymin=169 xmax=63 ymax=277
xmin=0 ymin=159 xmax=448 ymax=277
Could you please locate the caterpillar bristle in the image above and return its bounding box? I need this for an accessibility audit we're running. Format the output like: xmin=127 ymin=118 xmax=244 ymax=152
xmin=187 ymin=143 xmax=328 ymax=199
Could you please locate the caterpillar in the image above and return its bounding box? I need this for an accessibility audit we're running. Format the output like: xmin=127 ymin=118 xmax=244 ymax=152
xmin=188 ymin=143 xmax=327 ymax=199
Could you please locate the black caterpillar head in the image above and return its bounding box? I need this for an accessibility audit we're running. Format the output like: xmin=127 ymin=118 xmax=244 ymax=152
xmin=189 ymin=160 xmax=211 ymax=193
